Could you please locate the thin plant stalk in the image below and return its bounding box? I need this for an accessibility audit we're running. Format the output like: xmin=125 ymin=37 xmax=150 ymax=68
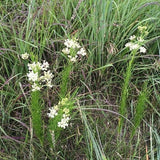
xmin=30 ymin=90 xmax=44 ymax=145
xmin=118 ymin=50 xmax=137 ymax=132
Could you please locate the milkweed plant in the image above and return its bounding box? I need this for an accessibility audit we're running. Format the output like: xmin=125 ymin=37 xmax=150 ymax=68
xmin=119 ymin=26 xmax=148 ymax=132
xmin=21 ymin=38 xmax=87 ymax=148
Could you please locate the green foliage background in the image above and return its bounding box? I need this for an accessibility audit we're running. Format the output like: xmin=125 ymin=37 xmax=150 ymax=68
xmin=0 ymin=0 xmax=160 ymax=159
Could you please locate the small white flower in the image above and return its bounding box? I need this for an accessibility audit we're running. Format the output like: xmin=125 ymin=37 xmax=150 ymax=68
xmin=125 ymin=42 xmax=133 ymax=48
xmin=27 ymin=71 xmax=38 ymax=82
xmin=28 ymin=62 xmax=42 ymax=72
xmin=70 ymin=57 xmax=77 ymax=62
xmin=130 ymin=43 xmax=140 ymax=50
xmin=77 ymin=48 xmax=87 ymax=56
xmin=46 ymin=80 xmax=53 ymax=88
xmin=47 ymin=107 xmax=58 ymax=118
xmin=43 ymin=70 xmax=54 ymax=81
xmin=41 ymin=60 xmax=49 ymax=71
xmin=32 ymin=83 xmax=41 ymax=91
xmin=129 ymin=35 xmax=136 ymax=40
xmin=62 ymin=48 xmax=70 ymax=54
xmin=21 ymin=53 xmax=29 ymax=59
xmin=125 ymin=42 xmax=140 ymax=51
xmin=68 ymin=55 xmax=77 ymax=62
xmin=28 ymin=63 xmax=35 ymax=71
xmin=58 ymin=114 xmax=70 ymax=129
xmin=64 ymin=39 xmax=72 ymax=48
xmin=139 ymin=47 xmax=146 ymax=53
xmin=74 ymin=42 xmax=81 ymax=49
xmin=64 ymin=39 xmax=80 ymax=49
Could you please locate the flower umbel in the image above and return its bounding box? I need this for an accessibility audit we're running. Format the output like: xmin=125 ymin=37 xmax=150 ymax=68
xmin=58 ymin=114 xmax=70 ymax=129
xmin=21 ymin=53 xmax=29 ymax=59
xmin=125 ymin=26 xmax=147 ymax=53
xmin=27 ymin=60 xmax=53 ymax=91
xmin=77 ymin=48 xmax=87 ymax=56
xmin=47 ymin=107 xmax=58 ymax=118
xmin=28 ymin=62 xmax=42 ymax=72
xmin=64 ymin=39 xmax=80 ymax=49
xmin=48 ymin=98 xmax=73 ymax=130
xmin=41 ymin=60 xmax=49 ymax=71
xmin=27 ymin=71 xmax=38 ymax=82
xmin=32 ymin=83 xmax=41 ymax=92
xmin=139 ymin=47 xmax=146 ymax=53
xmin=62 ymin=38 xmax=87 ymax=62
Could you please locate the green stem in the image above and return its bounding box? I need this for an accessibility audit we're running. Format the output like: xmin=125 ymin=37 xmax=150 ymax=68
xmin=31 ymin=90 xmax=44 ymax=145
xmin=118 ymin=51 xmax=136 ymax=132
xmin=60 ymin=63 xmax=72 ymax=98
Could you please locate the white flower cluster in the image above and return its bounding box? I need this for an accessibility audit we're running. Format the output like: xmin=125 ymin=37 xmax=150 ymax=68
xmin=125 ymin=26 xmax=148 ymax=53
xmin=64 ymin=39 xmax=81 ymax=49
xmin=125 ymin=42 xmax=140 ymax=50
xmin=21 ymin=53 xmax=29 ymax=59
xmin=27 ymin=61 xmax=53 ymax=91
xmin=62 ymin=39 xmax=87 ymax=62
xmin=47 ymin=98 xmax=70 ymax=129
xmin=47 ymin=105 xmax=58 ymax=118
xmin=58 ymin=114 xmax=70 ymax=129
xmin=125 ymin=35 xmax=146 ymax=53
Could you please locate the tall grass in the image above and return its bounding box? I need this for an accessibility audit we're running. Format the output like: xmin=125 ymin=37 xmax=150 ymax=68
xmin=81 ymin=110 xmax=107 ymax=160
